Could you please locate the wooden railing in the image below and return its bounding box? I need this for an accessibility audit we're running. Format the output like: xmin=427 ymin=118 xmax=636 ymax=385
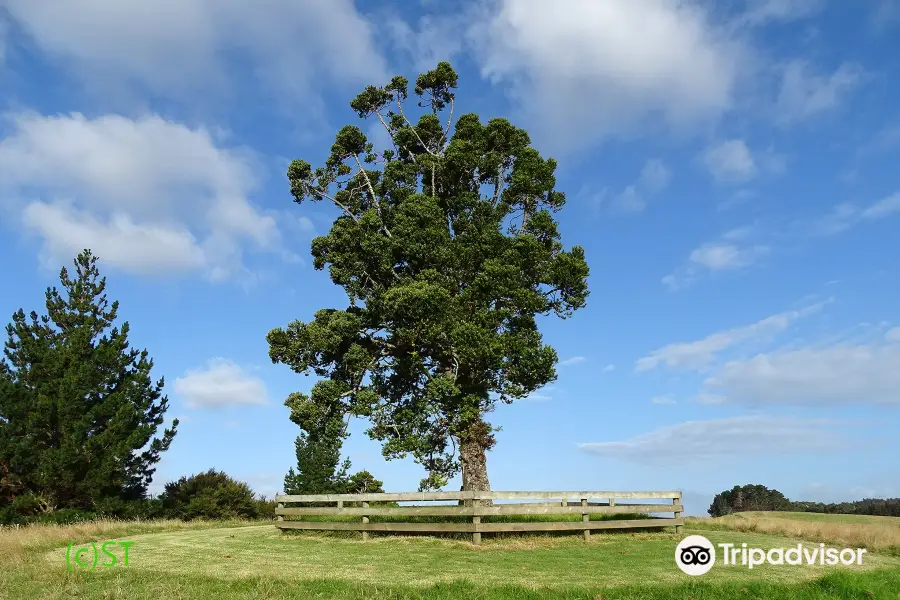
xmin=275 ymin=490 xmax=683 ymax=545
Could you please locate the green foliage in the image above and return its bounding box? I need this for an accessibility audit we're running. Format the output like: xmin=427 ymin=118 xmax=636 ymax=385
xmin=0 ymin=250 xmax=177 ymax=516
xmin=708 ymin=484 xmax=792 ymax=516
xmin=158 ymin=469 xmax=262 ymax=521
xmin=343 ymin=470 xmax=384 ymax=494
xmin=709 ymin=484 xmax=900 ymax=518
xmin=789 ymin=498 xmax=900 ymax=517
xmin=282 ymin=425 xmax=386 ymax=505
xmin=283 ymin=425 xmax=351 ymax=495
xmin=269 ymin=62 xmax=590 ymax=490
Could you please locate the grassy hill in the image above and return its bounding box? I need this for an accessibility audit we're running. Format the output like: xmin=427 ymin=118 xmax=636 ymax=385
xmin=2 ymin=513 xmax=900 ymax=599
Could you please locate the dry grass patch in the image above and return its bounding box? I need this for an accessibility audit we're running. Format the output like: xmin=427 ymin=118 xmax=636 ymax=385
xmin=687 ymin=512 xmax=900 ymax=555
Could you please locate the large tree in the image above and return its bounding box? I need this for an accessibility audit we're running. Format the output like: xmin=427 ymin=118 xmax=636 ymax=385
xmin=267 ymin=62 xmax=589 ymax=495
xmin=0 ymin=250 xmax=177 ymax=513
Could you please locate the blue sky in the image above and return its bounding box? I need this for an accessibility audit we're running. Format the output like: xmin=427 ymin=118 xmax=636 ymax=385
xmin=1 ymin=0 xmax=898 ymax=515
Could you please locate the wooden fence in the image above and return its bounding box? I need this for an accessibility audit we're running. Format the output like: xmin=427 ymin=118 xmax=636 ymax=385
xmin=275 ymin=490 xmax=683 ymax=545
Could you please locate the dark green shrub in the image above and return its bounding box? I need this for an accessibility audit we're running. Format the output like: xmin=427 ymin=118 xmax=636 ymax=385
xmin=253 ymin=497 xmax=277 ymax=519
xmin=93 ymin=496 xmax=165 ymax=520
xmin=29 ymin=508 xmax=95 ymax=525
xmin=158 ymin=469 xmax=260 ymax=520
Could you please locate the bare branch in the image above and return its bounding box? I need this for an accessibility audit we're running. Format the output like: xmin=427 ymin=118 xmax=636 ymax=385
xmin=443 ymin=96 xmax=455 ymax=151
xmin=395 ymin=94 xmax=439 ymax=157
xmin=309 ymin=185 xmax=360 ymax=224
xmin=351 ymin=153 xmax=392 ymax=239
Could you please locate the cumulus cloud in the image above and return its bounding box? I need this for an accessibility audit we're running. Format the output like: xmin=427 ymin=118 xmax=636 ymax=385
xmin=3 ymin=0 xmax=386 ymax=109
xmin=651 ymin=395 xmax=676 ymax=405
xmin=0 ymin=112 xmax=288 ymax=280
xmin=21 ymin=202 xmax=207 ymax=274
xmin=578 ymin=416 xmax=844 ymax=464
xmin=703 ymin=342 xmax=900 ymax=406
xmin=776 ymin=60 xmax=864 ymax=124
xmin=636 ymin=302 xmax=825 ymax=372
xmin=689 ymin=242 xmax=768 ymax=270
xmin=703 ymin=139 xmax=757 ymax=182
xmin=663 ymin=228 xmax=769 ymax=290
xmin=174 ymin=358 xmax=269 ymax=408
xmin=468 ymin=0 xmax=744 ymax=149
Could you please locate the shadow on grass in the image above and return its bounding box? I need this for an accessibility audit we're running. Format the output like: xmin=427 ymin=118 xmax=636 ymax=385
xmin=11 ymin=567 xmax=899 ymax=600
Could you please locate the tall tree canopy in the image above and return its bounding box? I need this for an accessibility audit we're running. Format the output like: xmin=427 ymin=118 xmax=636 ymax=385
xmin=0 ymin=250 xmax=177 ymax=514
xmin=267 ymin=62 xmax=589 ymax=493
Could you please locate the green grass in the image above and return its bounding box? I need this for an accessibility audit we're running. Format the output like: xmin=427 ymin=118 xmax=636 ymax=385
xmin=2 ymin=515 xmax=900 ymax=599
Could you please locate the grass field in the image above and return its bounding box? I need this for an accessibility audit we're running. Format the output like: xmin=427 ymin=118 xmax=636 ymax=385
xmin=2 ymin=512 xmax=899 ymax=599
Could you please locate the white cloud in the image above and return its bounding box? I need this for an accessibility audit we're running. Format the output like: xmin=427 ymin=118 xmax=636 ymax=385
xmin=651 ymin=395 xmax=676 ymax=405
xmin=738 ymin=0 xmax=824 ymax=25
xmin=0 ymin=112 xmax=286 ymax=279
xmin=663 ymin=230 xmax=769 ymax=290
xmin=703 ymin=343 xmax=900 ymax=406
xmin=174 ymin=358 xmax=269 ymax=408
xmin=689 ymin=242 xmax=768 ymax=271
xmin=559 ymin=356 xmax=587 ymax=367
xmin=776 ymin=60 xmax=864 ymax=124
xmin=469 ymin=0 xmax=744 ymax=149
xmin=578 ymin=416 xmax=844 ymax=464
xmin=812 ymin=192 xmax=900 ymax=235
xmin=22 ymin=202 xmax=207 ymax=275
xmin=601 ymin=364 xmax=616 ymax=373
xmin=636 ymin=302 xmax=825 ymax=372
xmin=638 ymin=159 xmax=672 ymax=193
xmin=886 ymin=327 xmax=900 ymax=343
xmin=703 ymin=139 xmax=757 ymax=182
xmin=861 ymin=192 xmax=900 ymax=219
xmin=3 ymin=0 xmax=385 ymax=109
xmin=387 ymin=13 xmax=467 ymax=72
xmin=598 ymin=159 xmax=672 ymax=214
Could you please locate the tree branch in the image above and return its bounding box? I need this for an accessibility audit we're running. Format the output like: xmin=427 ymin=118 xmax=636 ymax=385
xmin=443 ymin=96 xmax=455 ymax=150
xmin=352 ymin=153 xmax=392 ymax=238
xmin=395 ymin=94 xmax=439 ymax=157
xmin=308 ymin=184 xmax=360 ymax=224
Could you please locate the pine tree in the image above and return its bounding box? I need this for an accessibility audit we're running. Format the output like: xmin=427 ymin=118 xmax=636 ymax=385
xmin=0 ymin=250 xmax=177 ymax=514
xmin=282 ymin=423 xmax=351 ymax=495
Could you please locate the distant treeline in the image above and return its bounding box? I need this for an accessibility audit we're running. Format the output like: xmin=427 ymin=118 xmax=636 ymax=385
xmin=709 ymin=484 xmax=900 ymax=518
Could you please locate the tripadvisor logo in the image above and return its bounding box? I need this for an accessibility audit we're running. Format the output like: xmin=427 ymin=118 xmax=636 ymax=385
xmin=675 ymin=535 xmax=868 ymax=576
xmin=675 ymin=535 xmax=716 ymax=576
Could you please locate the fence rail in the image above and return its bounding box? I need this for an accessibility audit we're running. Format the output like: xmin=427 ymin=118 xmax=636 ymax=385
xmin=274 ymin=490 xmax=683 ymax=544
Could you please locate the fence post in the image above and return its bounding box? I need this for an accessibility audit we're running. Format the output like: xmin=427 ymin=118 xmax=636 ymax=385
xmin=277 ymin=501 xmax=284 ymax=523
xmin=472 ymin=516 xmax=481 ymax=545
xmin=337 ymin=500 xmax=344 ymax=509
xmin=581 ymin=498 xmax=590 ymax=541
xmin=609 ymin=498 xmax=615 ymax=507
xmin=673 ymin=497 xmax=683 ymax=535
xmin=362 ymin=501 xmax=369 ymax=541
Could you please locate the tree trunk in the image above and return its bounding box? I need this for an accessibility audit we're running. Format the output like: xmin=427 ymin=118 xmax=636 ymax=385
xmin=458 ymin=421 xmax=493 ymax=507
